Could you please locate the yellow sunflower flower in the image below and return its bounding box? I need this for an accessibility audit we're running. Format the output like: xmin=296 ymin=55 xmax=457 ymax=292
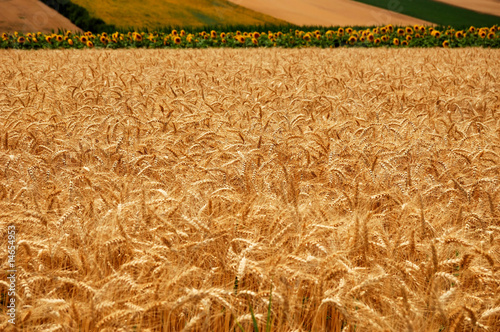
xmin=393 ymin=38 xmax=400 ymax=46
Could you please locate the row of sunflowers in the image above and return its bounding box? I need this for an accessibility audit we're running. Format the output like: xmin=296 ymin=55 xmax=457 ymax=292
xmin=1 ymin=25 xmax=499 ymax=49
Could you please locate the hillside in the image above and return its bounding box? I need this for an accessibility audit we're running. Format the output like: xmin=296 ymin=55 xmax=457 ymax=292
xmin=226 ymin=0 xmax=432 ymax=26
xmin=70 ymin=0 xmax=288 ymax=29
xmin=0 ymin=0 xmax=80 ymax=33
xmin=352 ymin=0 xmax=500 ymax=27
xmin=435 ymin=0 xmax=500 ymax=17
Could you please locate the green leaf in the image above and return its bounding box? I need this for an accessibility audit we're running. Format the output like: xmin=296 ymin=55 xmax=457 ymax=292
xmin=250 ymin=304 xmax=259 ymax=332
xmin=266 ymin=284 xmax=272 ymax=332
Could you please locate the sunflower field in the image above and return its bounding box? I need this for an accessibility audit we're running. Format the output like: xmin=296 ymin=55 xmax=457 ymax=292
xmin=1 ymin=25 xmax=500 ymax=49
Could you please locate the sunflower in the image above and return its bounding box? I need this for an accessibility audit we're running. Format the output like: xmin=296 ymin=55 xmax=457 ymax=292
xmin=455 ymin=31 xmax=464 ymax=39
xmin=487 ymin=32 xmax=495 ymax=39
xmin=253 ymin=32 xmax=260 ymax=39
xmin=469 ymin=26 xmax=476 ymax=33
xmin=86 ymin=40 xmax=94 ymax=48
xmin=100 ymin=35 xmax=107 ymax=43
xmin=180 ymin=30 xmax=186 ymax=37
xmin=211 ymin=30 xmax=217 ymax=39
xmin=381 ymin=35 xmax=388 ymax=42
xmin=397 ymin=28 xmax=405 ymax=36
xmin=252 ymin=37 xmax=258 ymax=45
xmin=406 ymin=27 xmax=413 ymax=34
xmin=303 ymin=33 xmax=311 ymax=42
xmin=346 ymin=28 xmax=353 ymax=34
xmin=380 ymin=27 xmax=387 ymax=34
xmin=133 ymin=33 xmax=142 ymax=42
xmin=373 ymin=28 xmax=379 ymax=34
xmin=374 ymin=38 xmax=381 ymax=44
xmin=393 ymin=38 xmax=400 ymax=46
xmin=479 ymin=31 xmax=487 ymax=38
xmin=172 ymin=30 xmax=178 ymax=36
xmin=413 ymin=24 xmax=419 ymax=31
xmin=401 ymin=40 xmax=408 ymax=46
xmin=68 ymin=38 xmax=73 ymax=46
xmin=237 ymin=36 xmax=245 ymax=43
xmin=359 ymin=36 xmax=365 ymax=42
xmin=56 ymin=35 xmax=63 ymax=42
xmin=220 ymin=32 xmax=226 ymax=39
xmin=80 ymin=36 xmax=88 ymax=43
xmin=442 ymin=40 xmax=449 ymax=47
xmin=236 ymin=31 xmax=241 ymax=36
xmin=17 ymin=36 xmax=25 ymax=43
xmin=46 ymin=36 xmax=52 ymax=43
xmin=415 ymin=33 xmax=421 ymax=38
xmin=277 ymin=31 xmax=283 ymax=38
xmin=32 ymin=37 xmax=37 ymax=43
xmin=174 ymin=36 xmax=181 ymax=44
xmin=432 ymin=31 xmax=441 ymax=38
xmin=221 ymin=38 xmax=227 ymax=44
xmin=348 ymin=36 xmax=357 ymax=45
xmin=338 ymin=28 xmax=344 ymax=35
xmin=368 ymin=34 xmax=374 ymax=42
xmin=406 ymin=35 xmax=412 ymax=41
xmin=386 ymin=24 xmax=394 ymax=33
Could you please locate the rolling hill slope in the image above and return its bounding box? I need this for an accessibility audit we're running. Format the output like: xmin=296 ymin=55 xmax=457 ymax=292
xmin=70 ymin=0 xmax=288 ymax=29
xmin=0 ymin=0 xmax=80 ymax=33
xmin=226 ymin=0 xmax=432 ymax=26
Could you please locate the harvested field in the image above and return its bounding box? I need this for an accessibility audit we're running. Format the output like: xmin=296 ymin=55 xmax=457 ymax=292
xmin=226 ymin=0 xmax=431 ymax=26
xmin=435 ymin=0 xmax=500 ymax=17
xmin=0 ymin=0 xmax=80 ymax=33
xmin=0 ymin=48 xmax=500 ymax=331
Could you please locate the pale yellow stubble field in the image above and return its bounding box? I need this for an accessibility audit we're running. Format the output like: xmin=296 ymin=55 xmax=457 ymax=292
xmin=0 ymin=48 xmax=499 ymax=331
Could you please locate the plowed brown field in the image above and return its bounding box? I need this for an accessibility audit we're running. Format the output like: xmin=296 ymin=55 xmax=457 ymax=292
xmin=0 ymin=48 xmax=499 ymax=331
xmin=226 ymin=0 xmax=432 ymax=26
xmin=0 ymin=0 xmax=80 ymax=33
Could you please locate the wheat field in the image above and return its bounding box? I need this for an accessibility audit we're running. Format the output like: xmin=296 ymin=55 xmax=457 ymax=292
xmin=0 ymin=48 xmax=499 ymax=331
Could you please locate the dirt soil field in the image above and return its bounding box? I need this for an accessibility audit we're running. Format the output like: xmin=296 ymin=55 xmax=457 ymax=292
xmin=226 ymin=0 xmax=432 ymax=26
xmin=435 ymin=0 xmax=500 ymax=17
xmin=0 ymin=0 xmax=80 ymax=33
xmin=0 ymin=48 xmax=499 ymax=331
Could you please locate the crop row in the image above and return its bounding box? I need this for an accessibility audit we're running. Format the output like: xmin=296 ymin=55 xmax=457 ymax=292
xmin=1 ymin=25 xmax=499 ymax=49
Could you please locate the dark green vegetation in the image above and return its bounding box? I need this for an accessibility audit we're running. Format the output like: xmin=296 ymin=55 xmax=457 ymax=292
xmin=352 ymin=0 xmax=500 ymax=27
xmin=40 ymin=0 xmax=117 ymax=33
